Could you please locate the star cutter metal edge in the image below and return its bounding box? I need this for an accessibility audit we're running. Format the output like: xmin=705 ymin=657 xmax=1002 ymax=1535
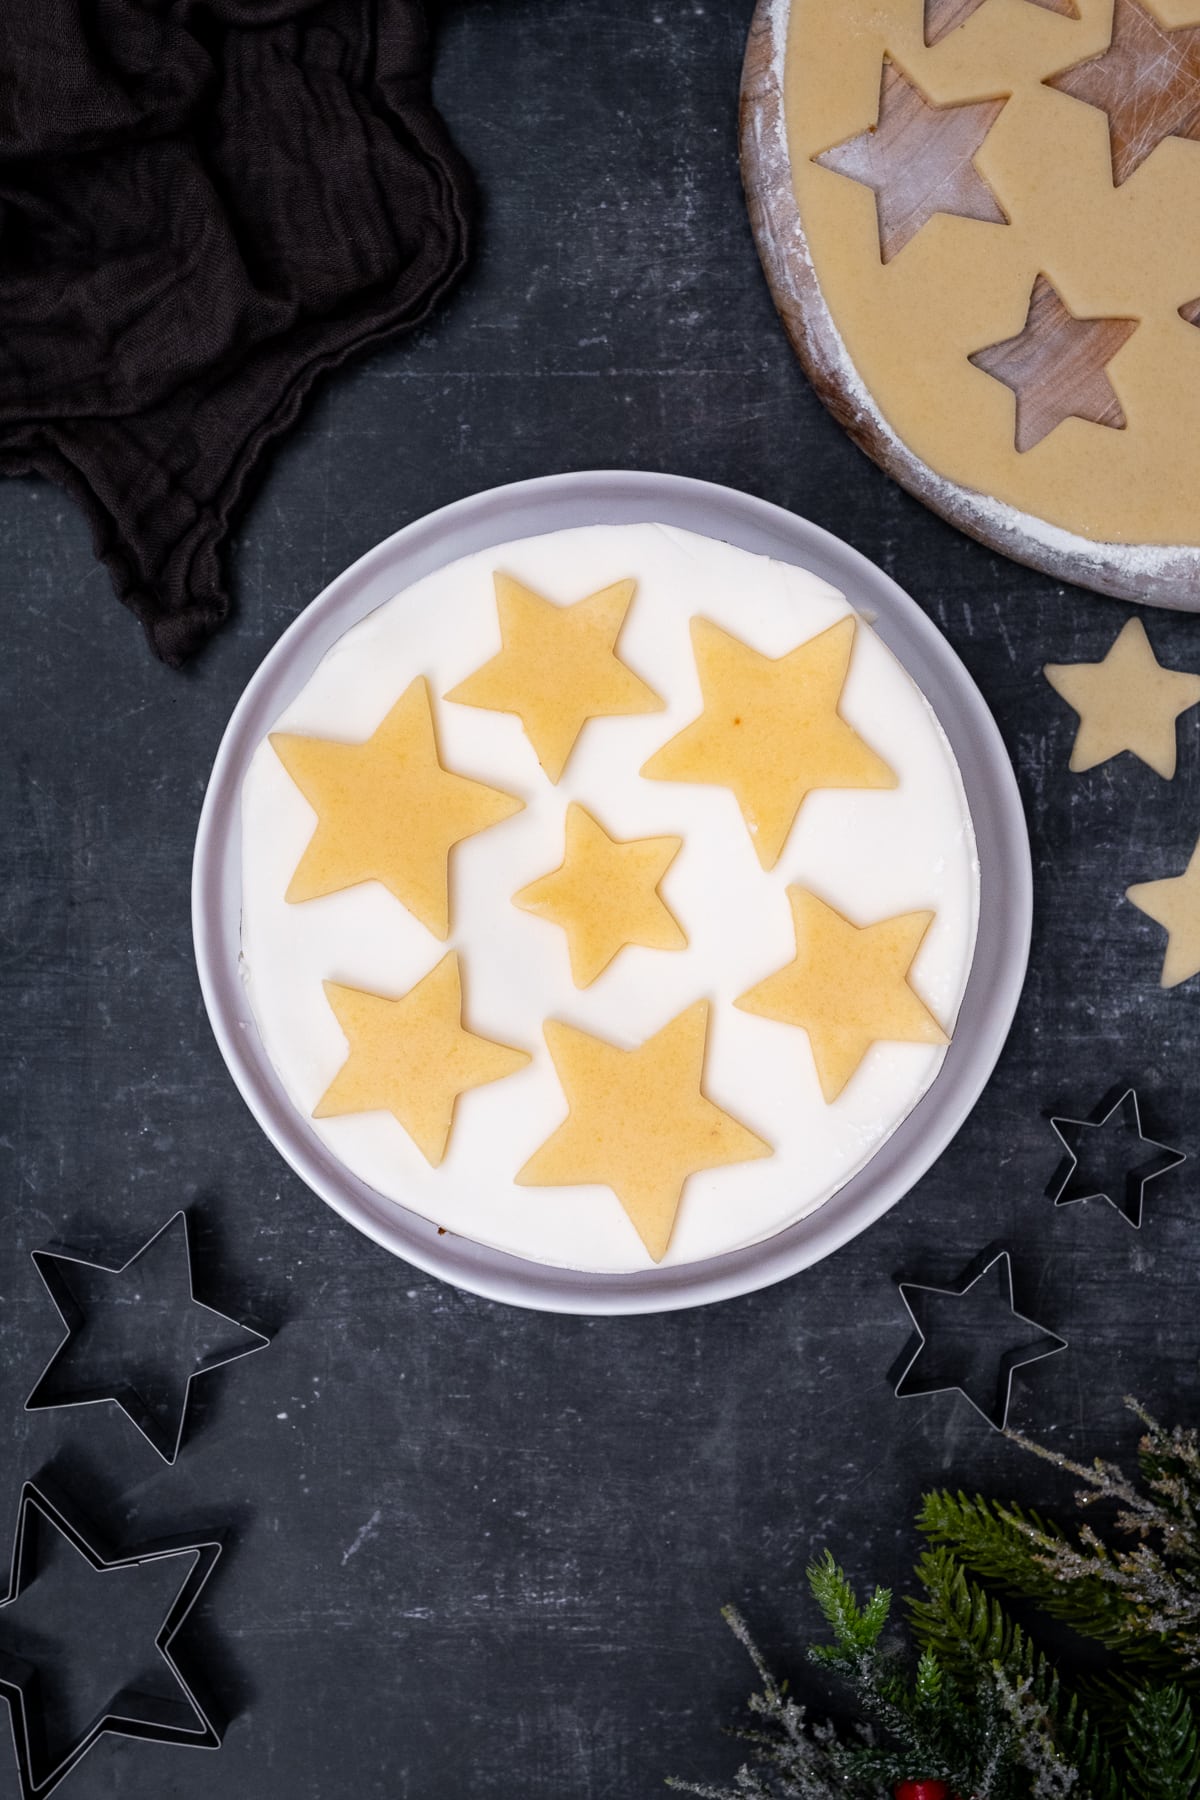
xmin=26 ymin=1211 xmax=270 ymax=1465
xmin=894 ymin=1249 xmax=1068 ymax=1432
xmin=1049 ymin=1087 xmax=1186 ymax=1230
xmin=0 ymin=1478 xmax=222 ymax=1800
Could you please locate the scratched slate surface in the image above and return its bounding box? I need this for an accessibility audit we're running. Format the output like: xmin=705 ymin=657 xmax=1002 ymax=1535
xmin=2 ymin=2 xmax=1199 ymax=1795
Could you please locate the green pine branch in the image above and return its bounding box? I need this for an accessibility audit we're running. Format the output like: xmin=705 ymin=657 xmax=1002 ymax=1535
xmin=907 ymin=1545 xmax=1029 ymax=1680
xmin=907 ymin=1545 xmax=1119 ymax=1799
xmin=919 ymin=1491 xmax=1149 ymax=1650
xmin=805 ymin=1549 xmax=890 ymax=1658
xmin=1126 ymin=1686 xmax=1200 ymax=1800
xmin=674 ymin=1402 xmax=1200 ymax=1799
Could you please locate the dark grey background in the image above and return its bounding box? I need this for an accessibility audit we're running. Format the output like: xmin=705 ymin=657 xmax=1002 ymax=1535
xmin=2 ymin=2 xmax=1198 ymax=1794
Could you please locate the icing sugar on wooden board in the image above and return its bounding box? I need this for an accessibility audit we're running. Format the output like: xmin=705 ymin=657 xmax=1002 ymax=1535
xmin=739 ymin=0 xmax=1200 ymax=609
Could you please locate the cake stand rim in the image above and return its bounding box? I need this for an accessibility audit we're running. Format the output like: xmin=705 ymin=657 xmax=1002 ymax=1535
xmin=192 ymin=468 xmax=1031 ymax=1316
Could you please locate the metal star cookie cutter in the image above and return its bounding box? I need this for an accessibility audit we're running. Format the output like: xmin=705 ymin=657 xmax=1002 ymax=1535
xmin=0 ymin=1477 xmax=223 ymax=1799
xmin=1049 ymin=1086 xmax=1186 ymax=1230
xmin=26 ymin=1211 xmax=269 ymax=1465
xmin=894 ymin=1248 xmax=1067 ymax=1432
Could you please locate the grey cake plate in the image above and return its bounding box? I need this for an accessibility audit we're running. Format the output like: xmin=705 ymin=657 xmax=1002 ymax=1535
xmin=192 ymin=471 xmax=1031 ymax=1315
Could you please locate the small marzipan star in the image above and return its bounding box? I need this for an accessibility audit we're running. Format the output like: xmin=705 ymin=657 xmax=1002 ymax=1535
xmin=314 ymin=952 xmax=531 ymax=1166
xmin=516 ymin=1001 xmax=772 ymax=1263
xmin=1044 ymin=618 xmax=1200 ymax=778
xmin=641 ymin=616 xmax=896 ymax=871
xmin=513 ymin=804 xmax=686 ymax=987
xmin=445 ymin=573 xmax=663 ymax=782
xmin=270 ymin=676 xmax=523 ymax=940
xmin=1127 ymin=836 xmax=1200 ymax=988
xmin=736 ymin=889 xmax=948 ymax=1102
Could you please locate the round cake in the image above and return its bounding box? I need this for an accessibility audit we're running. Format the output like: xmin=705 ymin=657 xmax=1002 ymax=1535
xmin=240 ymin=523 xmax=979 ymax=1273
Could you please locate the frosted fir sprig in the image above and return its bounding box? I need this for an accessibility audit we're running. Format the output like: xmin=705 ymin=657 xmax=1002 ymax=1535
xmin=992 ymin=1670 xmax=1081 ymax=1800
xmin=676 ymin=1401 xmax=1200 ymax=1799
xmin=1002 ymin=1399 xmax=1200 ymax=1669
xmin=665 ymin=1603 xmax=849 ymax=1799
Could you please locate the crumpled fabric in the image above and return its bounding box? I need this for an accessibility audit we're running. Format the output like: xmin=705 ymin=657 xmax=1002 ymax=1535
xmin=0 ymin=0 xmax=472 ymax=664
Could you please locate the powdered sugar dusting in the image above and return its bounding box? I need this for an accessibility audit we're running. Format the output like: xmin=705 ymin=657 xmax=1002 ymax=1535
xmin=741 ymin=0 xmax=1200 ymax=609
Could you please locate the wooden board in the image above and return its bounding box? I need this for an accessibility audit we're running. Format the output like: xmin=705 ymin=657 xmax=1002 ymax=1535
xmin=739 ymin=0 xmax=1200 ymax=610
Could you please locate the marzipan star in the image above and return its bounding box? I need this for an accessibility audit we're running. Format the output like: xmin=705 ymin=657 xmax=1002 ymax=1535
xmin=445 ymin=573 xmax=663 ymax=782
xmin=641 ymin=616 xmax=896 ymax=871
xmin=1127 ymin=836 xmax=1200 ymax=988
xmin=736 ymin=889 xmax=948 ymax=1102
xmin=814 ymin=59 xmax=1007 ymax=262
xmin=270 ymin=676 xmax=523 ymax=940
xmin=314 ymin=952 xmax=531 ymax=1166
xmin=516 ymin=1001 xmax=772 ymax=1263
xmin=1044 ymin=618 xmax=1200 ymax=778
xmin=513 ymin=803 xmax=686 ymax=988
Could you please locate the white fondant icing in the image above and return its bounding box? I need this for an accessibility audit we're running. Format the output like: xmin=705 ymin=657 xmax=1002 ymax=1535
xmin=240 ymin=523 xmax=979 ymax=1272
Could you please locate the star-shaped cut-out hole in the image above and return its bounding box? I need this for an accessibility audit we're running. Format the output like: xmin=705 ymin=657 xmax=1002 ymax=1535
xmin=926 ymin=0 xmax=1079 ymax=47
xmin=27 ymin=1213 xmax=268 ymax=1465
xmin=1044 ymin=617 xmax=1200 ymax=778
xmin=969 ymin=273 xmax=1137 ymax=451
xmin=813 ymin=58 xmax=1008 ymax=262
xmin=1127 ymin=832 xmax=1200 ymax=987
xmin=1048 ymin=1088 xmax=1184 ymax=1228
xmin=1046 ymin=0 xmax=1200 ymax=186
xmin=315 ymin=952 xmax=531 ymax=1167
xmin=735 ymin=888 xmax=948 ymax=1102
xmin=0 ymin=1482 xmax=221 ymax=1800
xmin=516 ymin=1001 xmax=772 ymax=1263
xmin=513 ymin=803 xmax=686 ymax=988
xmin=271 ymin=676 xmax=523 ymax=941
xmin=895 ymin=1250 xmax=1066 ymax=1431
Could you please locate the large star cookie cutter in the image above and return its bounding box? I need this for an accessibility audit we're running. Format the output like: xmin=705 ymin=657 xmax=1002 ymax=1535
xmin=0 ymin=1477 xmax=223 ymax=1798
xmin=894 ymin=1248 xmax=1067 ymax=1432
xmin=26 ymin=1211 xmax=269 ymax=1465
